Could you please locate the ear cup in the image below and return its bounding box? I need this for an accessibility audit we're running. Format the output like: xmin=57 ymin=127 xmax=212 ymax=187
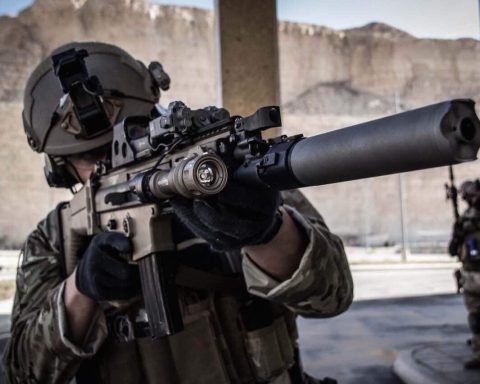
xmin=43 ymin=155 xmax=78 ymax=188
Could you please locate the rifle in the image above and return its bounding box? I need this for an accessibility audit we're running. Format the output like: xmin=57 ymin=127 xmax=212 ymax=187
xmin=445 ymin=165 xmax=460 ymax=222
xmin=60 ymin=99 xmax=480 ymax=339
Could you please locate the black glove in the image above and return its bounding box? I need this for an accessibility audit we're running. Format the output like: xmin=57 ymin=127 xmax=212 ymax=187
xmin=76 ymin=232 xmax=141 ymax=301
xmin=170 ymin=181 xmax=282 ymax=251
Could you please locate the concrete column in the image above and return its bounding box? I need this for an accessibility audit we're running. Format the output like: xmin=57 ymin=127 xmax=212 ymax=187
xmin=214 ymin=0 xmax=280 ymax=122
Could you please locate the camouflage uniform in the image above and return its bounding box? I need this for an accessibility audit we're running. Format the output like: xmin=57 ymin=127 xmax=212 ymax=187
xmin=3 ymin=190 xmax=353 ymax=384
xmin=450 ymin=205 xmax=480 ymax=358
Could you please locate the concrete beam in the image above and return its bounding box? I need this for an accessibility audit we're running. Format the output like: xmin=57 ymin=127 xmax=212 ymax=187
xmin=214 ymin=0 xmax=280 ymax=121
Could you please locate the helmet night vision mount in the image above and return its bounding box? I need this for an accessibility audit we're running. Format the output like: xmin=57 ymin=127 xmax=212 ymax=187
xmin=52 ymin=48 xmax=112 ymax=140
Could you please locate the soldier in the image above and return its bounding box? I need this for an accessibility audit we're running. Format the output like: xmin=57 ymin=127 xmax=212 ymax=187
xmin=449 ymin=179 xmax=480 ymax=369
xmin=3 ymin=42 xmax=353 ymax=384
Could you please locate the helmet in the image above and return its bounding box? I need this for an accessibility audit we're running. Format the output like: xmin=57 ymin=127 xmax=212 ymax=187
xmin=460 ymin=180 xmax=480 ymax=204
xmin=22 ymin=41 xmax=169 ymax=187
xmin=23 ymin=41 xmax=166 ymax=156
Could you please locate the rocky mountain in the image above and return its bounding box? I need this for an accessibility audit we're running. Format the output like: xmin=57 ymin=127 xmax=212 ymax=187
xmin=1 ymin=0 xmax=479 ymax=247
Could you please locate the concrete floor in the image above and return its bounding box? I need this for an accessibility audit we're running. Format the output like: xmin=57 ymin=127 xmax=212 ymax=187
xmin=298 ymin=294 xmax=470 ymax=383
xmin=295 ymin=262 xmax=469 ymax=383
xmin=394 ymin=342 xmax=480 ymax=384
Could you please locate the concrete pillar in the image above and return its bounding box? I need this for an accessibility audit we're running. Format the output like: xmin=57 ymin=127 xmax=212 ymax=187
xmin=214 ymin=0 xmax=280 ymax=124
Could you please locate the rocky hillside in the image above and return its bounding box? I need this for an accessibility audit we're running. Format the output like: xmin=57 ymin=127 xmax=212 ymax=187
xmin=1 ymin=0 xmax=480 ymax=247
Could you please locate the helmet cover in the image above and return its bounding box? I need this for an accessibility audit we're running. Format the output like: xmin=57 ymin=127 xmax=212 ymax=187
xmin=23 ymin=41 xmax=160 ymax=156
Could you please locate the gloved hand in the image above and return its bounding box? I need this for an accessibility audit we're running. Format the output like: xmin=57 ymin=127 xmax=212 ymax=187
xmin=75 ymin=232 xmax=141 ymax=301
xmin=170 ymin=180 xmax=283 ymax=251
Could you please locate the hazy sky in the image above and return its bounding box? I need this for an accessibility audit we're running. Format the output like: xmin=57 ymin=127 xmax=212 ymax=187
xmin=1 ymin=0 xmax=478 ymax=40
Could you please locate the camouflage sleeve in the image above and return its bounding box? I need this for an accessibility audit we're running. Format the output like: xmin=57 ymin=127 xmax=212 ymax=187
xmin=242 ymin=190 xmax=353 ymax=318
xmin=3 ymin=211 xmax=107 ymax=384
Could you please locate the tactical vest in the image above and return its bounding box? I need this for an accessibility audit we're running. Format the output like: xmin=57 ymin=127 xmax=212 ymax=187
xmin=458 ymin=210 xmax=480 ymax=271
xmin=460 ymin=233 xmax=480 ymax=271
xmin=90 ymin=289 xmax=300 ymax=384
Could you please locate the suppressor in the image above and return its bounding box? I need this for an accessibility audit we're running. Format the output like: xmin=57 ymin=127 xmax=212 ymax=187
xmin=236 ymin=99 xmax=480 ymax=188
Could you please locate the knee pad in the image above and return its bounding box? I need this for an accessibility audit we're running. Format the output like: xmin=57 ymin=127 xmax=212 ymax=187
xmin=468 ymin=312 xmax=480 ymax=334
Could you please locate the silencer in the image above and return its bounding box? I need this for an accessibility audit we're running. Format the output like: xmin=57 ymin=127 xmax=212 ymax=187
xmin=237 ymin=99 xmax=480 ymax=188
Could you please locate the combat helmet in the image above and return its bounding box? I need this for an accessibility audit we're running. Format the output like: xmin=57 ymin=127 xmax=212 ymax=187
xmin=22 ymin=41 xmax=170 ymax=188
xmin=460 ymin=180 xmax=480 ymax=205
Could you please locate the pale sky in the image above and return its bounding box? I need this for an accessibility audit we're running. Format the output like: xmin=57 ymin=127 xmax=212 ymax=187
xmin=0 ymin=0 xmax=478 ymax=40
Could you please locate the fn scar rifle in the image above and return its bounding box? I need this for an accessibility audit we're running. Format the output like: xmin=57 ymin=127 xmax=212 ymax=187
xmin=60 ymin=98 xmax=480 ymax=339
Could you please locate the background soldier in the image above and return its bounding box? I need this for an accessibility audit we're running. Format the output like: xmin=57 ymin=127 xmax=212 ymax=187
xmin=449 ymin=179 xmax=480 ymax=369
xmin=2 ymin=42 xmax=353 ymax=383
